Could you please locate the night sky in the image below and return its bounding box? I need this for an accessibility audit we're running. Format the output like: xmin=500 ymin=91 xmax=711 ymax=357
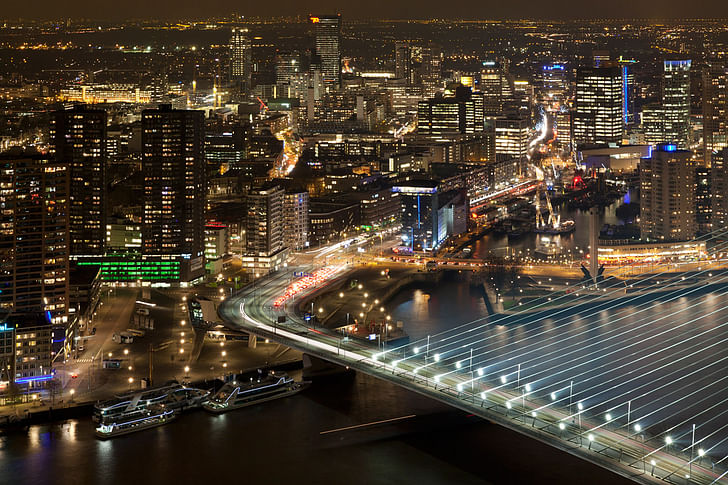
xmin=4 ymin=0 xmax=728 ymax=21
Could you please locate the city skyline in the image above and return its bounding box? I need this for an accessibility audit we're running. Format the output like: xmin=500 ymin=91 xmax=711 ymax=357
xmin=3 ymin=11 xmax=728 ymax=485
xmin=5 ymin=3 xmax=728 ymax=21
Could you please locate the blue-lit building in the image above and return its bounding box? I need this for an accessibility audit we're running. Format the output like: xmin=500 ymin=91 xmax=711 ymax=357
xmin=0 ymin=313 xmax=54 ymax=392
xmin=619 ymin=59 xmax=637 ymax=125
xmin=395 ymin=181 xmax=468 ymax=251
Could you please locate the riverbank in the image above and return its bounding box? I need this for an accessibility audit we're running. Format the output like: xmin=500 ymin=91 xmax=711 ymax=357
xmin=299 ymin=264 xmax=444 ymax=345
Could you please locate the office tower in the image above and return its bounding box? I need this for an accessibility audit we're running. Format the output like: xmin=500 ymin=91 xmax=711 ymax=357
xmin=283 ymin=190 xmax=309 ymax=250
xmin=311 ymin=15 xmax=341 ymax=89
xmin=554 ymin=110 xmax=572 ymax=151
xmin=49 ymin=105 xmax=107 ymax=256
xmin=712 ymin=148 xmax=728 ymax=230
xmin=573 ymin=66 xmax=624 ymax=148
xmin=230 ymin=28 xmax=252 ymax=92
xmin=419 ymin=45 xmax=443 ymax=98
xmin=642 ymin=103 xmax=666 ymax=146
xmin=0 ymin=153 xmax=69 ymax=325
xmin=417 ymin=87 xmax=481 ymax=137
xmin=495 ymin=116 xmax=530 ymax=162
xmin=205 ymin=125 xmax=249 ymax=174
xmin=639 ymin=144 xmax=696 ymax=241
xmin=242 ymin=184 xmax=288 ymax=275
xmin=662 ymin=60 xmax=692 ymax=149
xmin=141 ymin=105 xmax=206 ymax=280
xmin=619 ymin=59 xmax=637 ymax=125
xmin=395 ymin=42 xmax=412 ymax=82
xmin=696 ymin=166 xmax=712 ymax=234
xmin=538 ymin=63 xmax=568 ymax=109
xmin=479 ymin=61 xmax=504 ymax=116
xmin=275 ymin=51 xmax=302 ymax=86
xmin=703 ymin=62 xmax=728 ymax=165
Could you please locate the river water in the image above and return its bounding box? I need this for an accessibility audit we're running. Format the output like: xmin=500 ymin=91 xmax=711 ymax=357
xmin=471 ymin=191 xmax=632 ymax=261
xmin=1 ymin=371 xmax=633 ymax=485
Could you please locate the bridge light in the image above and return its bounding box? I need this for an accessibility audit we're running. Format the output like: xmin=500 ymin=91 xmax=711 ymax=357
xmin=413 ymin=346 xmax=420 ymax=354
xmin=650 ymin=459 xmax=656 ymax=466
xmin=506 ymin=401 xmax=512 ymax=409
xmin=588 ymin=434 xmax=594 ymax=442
xmin=434 ymin=353 xmax=440 ymax=362
xmin=605 ymin=413 xmax=612 ymax=421
xmin=434 ymin=375 xmax=441 ymax=383
xmin=500 ymin=375 xmax=507 ymax=384
xmin=525 ymin=383 xmax=532 ymax=392
xmin=480 ymin=391 xmax=487 ymax=399
xmin=531 ymin=411 xmax=537 ymax=417
xmin=665 ymin=436 xmax=673 ymax=445
xmin=558 ymin=422 xmax=565 ymax=430
xmin=634 ymin=424 xmax=642 ymax=432
xmin=456 ymin=361 xmax=462 ymax=369
xmin=550 ymin=392 xmax=556 ymax=401
xmin=698 ymin=448 xmax=705 ymax=457
xmin=477 ymin=368 xmax=484 ymax=376
xmin=456 ymin=383 xmax=463 ymax=392
xmin=577 ymin=402 xmax=583 ymax=411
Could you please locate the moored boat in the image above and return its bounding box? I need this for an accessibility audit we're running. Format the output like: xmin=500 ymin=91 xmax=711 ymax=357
xmin=203 ymin=372 xmax=308 ymax=414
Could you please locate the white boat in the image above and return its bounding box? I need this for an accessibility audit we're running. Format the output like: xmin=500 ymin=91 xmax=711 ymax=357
xmin=93 ymin=382 xmax=209 ymax=440
xmin=95 ymin=406 xmax=176 ymax=439
xmin=203 ymin=373 xmax=308 ymax=414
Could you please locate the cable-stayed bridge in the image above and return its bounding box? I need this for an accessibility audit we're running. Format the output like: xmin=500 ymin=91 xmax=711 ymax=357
xmin=219 ymin=230 xmax=728 ymax=484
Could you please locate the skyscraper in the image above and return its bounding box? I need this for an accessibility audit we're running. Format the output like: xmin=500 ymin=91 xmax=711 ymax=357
xmin=418 ymin=45 xmax=443 ymax=98
xmin=311 ymin=15 xmax=341 ymax=90
xmin=395 ymin=42 xmax=412 ymax=82
xmin=495 ymin=116 xmax=530 ymax=162
xmin=49 ymin=105 xmax=107 ymax=256
xmin=417 ymin=87 xmax=482 ymax=137
xmin=275 ymin=51 xmax=301 ymax=86
xmin=141 ymin=105 xmax=206 ymax=281
xmin=712 ymin=148 xmax=728 ymax=230
xmin=479 ymin=61 xmax=505 ymax=116
xmin=0 ymin=153 xmax=69 ymax=325
xmin=703 ymin=62 xmax=728 ymax=165
xmin=662 ymin=60 xmax=692 ymax=149
xmin=230 ymin=28 xmax=252 ymax=93
xmin=640 ymin=144 xmax=696 ymax=241
xmin=573 ymin=65 xmax=624 ymax=148
xmin=619 ymin=59 xmax=637 ymax=125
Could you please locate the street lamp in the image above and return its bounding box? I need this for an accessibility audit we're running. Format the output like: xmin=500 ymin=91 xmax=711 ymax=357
xmin=123 ymin=349 xmax=129 ymax=356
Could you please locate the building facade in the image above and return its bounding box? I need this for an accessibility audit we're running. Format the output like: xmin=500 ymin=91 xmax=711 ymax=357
xmin=573 ymin=66 xmax=623 ymax=147
xmin=141 ymin=105 xmax=206 ymax=281
xmin=50 ymin=105 xmax=107 ymax=256
xmin=639 ymin=144 xmax=696 ymax=241
xmin=311 ymin=15 xmax=341 ymax=90
xmin=0 ymin=154 xmax=70 ymax=326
